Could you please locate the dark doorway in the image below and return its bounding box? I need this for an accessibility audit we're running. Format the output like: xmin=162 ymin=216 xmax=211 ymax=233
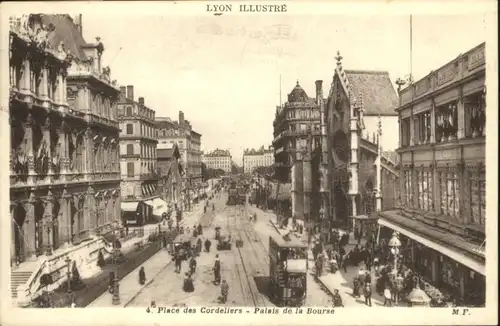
xmin=334 ymin=183 xmax=348 ymax=227
xmin=52 ymin=200 xmax=60 ymax=250
xmin=34 ymin=201 xmax=44 ymax=256
xmin=13 ymin=205 xmax=27 ymax=262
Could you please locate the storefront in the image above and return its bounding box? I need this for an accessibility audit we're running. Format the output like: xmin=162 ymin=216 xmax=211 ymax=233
xmin=121 ymin=201 xmax=150 ymax=226
xmin=145 ymin=197 xmax=170 ymax=222
xmin=377 ymin=213 xmax=485 ymax=306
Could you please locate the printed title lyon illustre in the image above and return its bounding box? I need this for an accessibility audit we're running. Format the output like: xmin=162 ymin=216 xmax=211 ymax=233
xmin=207 ymin=4 xmax=288 ymax=13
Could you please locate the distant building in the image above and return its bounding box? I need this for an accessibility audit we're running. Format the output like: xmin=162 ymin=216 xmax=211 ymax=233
xmin=202 ymin=149 xmax=232 ymax=173
xmin=156 ymin=111 xmax=203 ymax=186
xmin=243 ymin=146 xmax=274 ymax=174
xmin=272 ymin=81 xmax=322 ymax=183
xmin=118 ymin=86 xmax=167 ymax=225
xmin=157 ymin=143 xmax=182 ymax=209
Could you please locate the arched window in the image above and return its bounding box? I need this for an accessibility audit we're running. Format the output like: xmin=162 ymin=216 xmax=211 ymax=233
xmin=76 ymin=135 xmax=84 ymax=173
xmin=126 ymin=106 xmax=133 ymax=116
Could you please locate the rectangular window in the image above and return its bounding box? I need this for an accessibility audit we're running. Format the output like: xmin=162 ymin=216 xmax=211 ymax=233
xmin=464 ymin=91 xmax=486 ymax=138
xmin=127 ymin=162 xmax=135 ymax=177
xmin=126 ymin=144 xmax=134 ymax=155
xmin=439 ymin=170 xmax=460 ymax=219
xmin=126 ymin=124 xmax=133 ymax=134
xmin=417 ymin=169 xmax=433 ymax=211
xmin=404 ymin=170 xmax=412 ymax=207
xmin=414 ymin=111 xmax=431 ymax=144
xmin=469 ymin=169 xmax=486 ymax=225
xmin=401 ymin=118 xmax=411 ymax=147
xmin=436 ymin=101 xmax=458 ymax=142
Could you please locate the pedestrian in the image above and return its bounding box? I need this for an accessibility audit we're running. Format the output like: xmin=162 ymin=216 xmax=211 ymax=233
xmin=353 ymin=276 xmax=360 ymax=297
xmin=332 ymin=289 xmax=344 ymax=307
xmin=197 ymin=224 xmax=203 ymax=235
xmin=220 ymin=280 xmax=229 ymax=303
xmin=189 ymin=256 xmax=197 ymax=274
xmin=183 ymin=272 xmax=194 ymax=292
xmin=365 ymin=271 xmax=372 ymax=285
xmin=213 ymin=254 xmax=221 ymax=284
xmin=175 ymin=254 xmax=182 ymax=273
xmin=139 ymin=266 xmax=146 ymax=285
xmin=384 ymin=286 xmax=392 ymax=307
xmin=364 ymin=282 xmax=372 ymax=307
xmin=204 ymin=238 xmax=212 ymax=252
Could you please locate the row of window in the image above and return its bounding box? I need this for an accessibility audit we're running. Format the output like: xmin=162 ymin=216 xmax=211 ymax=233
xmin=123 ymin=143 xmax=156 ymax=159
xmin=289 ymin=123 xmax=320 ymax=133
xmin=124 ymin=122 xmax=155 ymax=138
xmin=400 ymin=90 xmax=485 ymax=147
xmin=286 ymin=109 xmax=320 ymax=120
xmin=125 ymin=162 xmax=157 ymax=177
xmin=123 ymin=105 xmax=155 ymax=121
xmin=402 ymin=167 xmax=485 ymax=225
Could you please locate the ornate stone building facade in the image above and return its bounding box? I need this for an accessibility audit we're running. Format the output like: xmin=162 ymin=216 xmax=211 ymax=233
xmin=9 ymin=14 xmax=121 ymax=265
xmin=118 ymin=86 xmax=164 ymax=225
xmin=325 ymin=52 xmax=400 ymax=241
xmin=378 ymin=43 xmax=486 ymax=305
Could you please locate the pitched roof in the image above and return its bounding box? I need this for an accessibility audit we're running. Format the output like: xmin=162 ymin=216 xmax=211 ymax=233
xmin=40 ymin=14 xmax=89 ymax=61
xmin=345 ymin=70 xmax=398 ymax=116
xmin=157 ymin=148 xmax=175 ymax=159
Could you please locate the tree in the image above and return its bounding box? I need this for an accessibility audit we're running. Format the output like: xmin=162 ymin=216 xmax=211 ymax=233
xmin=201 ymin=162 xmax=208 ymax=182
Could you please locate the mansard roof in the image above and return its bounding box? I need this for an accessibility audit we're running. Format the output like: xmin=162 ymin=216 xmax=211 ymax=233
xmin=344 ymin=70 xmax=398 ymax=116
xmin=287 ymin=81 xmax=316 ymax=105
xmin=41 ymin=14 xmax=89 ymax=61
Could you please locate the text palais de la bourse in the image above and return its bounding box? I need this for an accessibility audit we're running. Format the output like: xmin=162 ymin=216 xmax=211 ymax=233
xmin=207 ymin=4 xmax=288 ymax=13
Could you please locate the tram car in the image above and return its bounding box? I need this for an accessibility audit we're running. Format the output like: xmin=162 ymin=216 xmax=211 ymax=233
xmin=268 ymin=234 xmax=308 ymax=306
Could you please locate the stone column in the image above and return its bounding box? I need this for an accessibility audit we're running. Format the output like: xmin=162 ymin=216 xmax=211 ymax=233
xmin=21 ymin=54 xmax=31 ymax=94
xmin=23 ymin=199 xmax=37 ymax=260
xmin=85 ymin=128 xmax=94 ymax=181
xmin=430 ymin=99 xmax=436 ymax=143
xmin=42 ymin=191 xmax=54 ymax=255
xmin=457 ymin=88 xmax=465 ymax=139
xmin=40 ymin=66 xmax=49 ymax=101
xmin=11 ymin=204 xmax=17 ymax=265
xmin=43 ymin=115 xmax=54 ymax=181
xmin=25 ymin=114 xmax=36 ymax=184
xmin=60 ymin=121 xmax=69 ymax=180
xmin=86 ymin=187 xmax=96 ymax=233
xmin=58 ymin=194 xmax=70 ymax=246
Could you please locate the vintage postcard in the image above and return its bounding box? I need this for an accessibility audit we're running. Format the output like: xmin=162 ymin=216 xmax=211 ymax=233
xmin=0 ymin=1 xmax=497 ymax=325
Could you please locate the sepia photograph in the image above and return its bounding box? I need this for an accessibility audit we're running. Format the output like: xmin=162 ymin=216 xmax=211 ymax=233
xmin=0 ymin=1 xmax=497 ymax=325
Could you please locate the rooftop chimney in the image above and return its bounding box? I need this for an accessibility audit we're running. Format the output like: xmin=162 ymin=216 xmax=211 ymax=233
xmin=74 ymin=14 xmax=83 ymax=36
xmin=315 ymin=80 xmax=323 ymax=102
xmin=138 ymin=97 xmax=144 ymax=105
xmin=119 ymin=86 xmax=126 ymax=102
xmin=179 ymin=111 xmax=185 ymax=125
xmin=126 ymin=85 xmax=134 ymax=101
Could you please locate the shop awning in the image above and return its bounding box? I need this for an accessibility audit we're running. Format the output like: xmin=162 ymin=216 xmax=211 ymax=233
xmin=378 ymin=217 xmax=485 ymax=276
xmin=121 ymin=201 xmax=139 ymax=212
xmin=351 ymin=214 xmax=378 ymax=220
xmin=152 ymin=198 xmax=169 ymax=217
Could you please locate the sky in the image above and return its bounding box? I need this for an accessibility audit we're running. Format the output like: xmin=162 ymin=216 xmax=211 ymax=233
xmin=76 ymin=10 xmax=489 ymax=164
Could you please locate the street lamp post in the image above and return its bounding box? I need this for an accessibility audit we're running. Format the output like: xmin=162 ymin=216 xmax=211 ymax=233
xmin=389 ymin=231 xmax=402 ymax=305
xmin=112 ymin=222 xmax=120 ymax=305
xmin=65 ymin=256 xmax=72 ymax=294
